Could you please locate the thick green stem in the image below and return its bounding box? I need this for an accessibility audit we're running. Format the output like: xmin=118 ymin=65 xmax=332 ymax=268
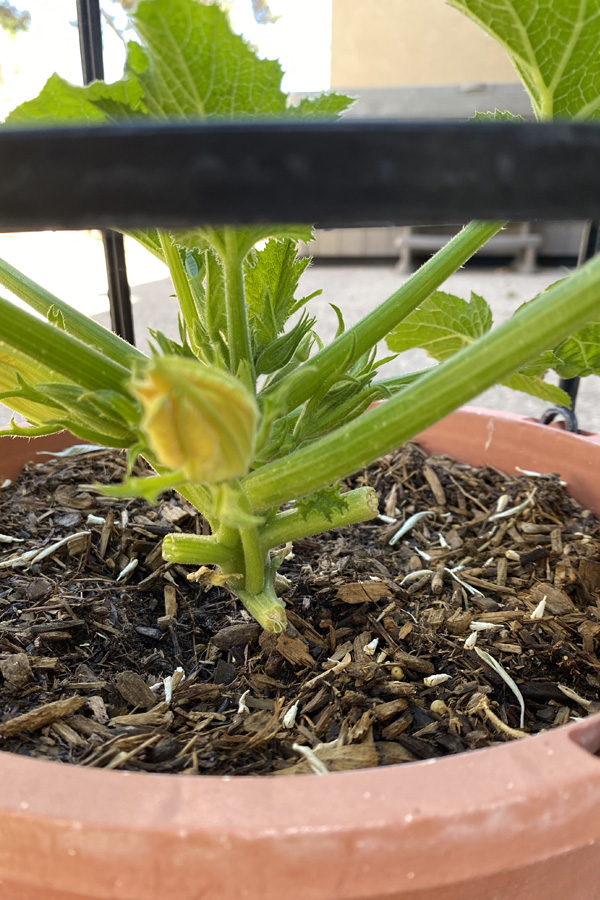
xmin=0 ymin=296 xmax=131 ymax=393
xmin=239 ymin=524 xmax=265 ymax=594
xmin=162 ymin=532 xmax=242 ymax=568
xmin=244 ymin=248 xmax=600 ymax=511
xmin=260 ymin=486 xmax=378 ymax=551
xmin=232 ymin=576 xmax=287 ymax=633
xmin=158 ymin=230 xmax=204 ymax=359
xmin=261 ymin=220 xmax=505 ymax=413
xmin=223 ymin=229 xmax=254 ymax=386
xmin=0 ymin=257 xmax=144 ymax=368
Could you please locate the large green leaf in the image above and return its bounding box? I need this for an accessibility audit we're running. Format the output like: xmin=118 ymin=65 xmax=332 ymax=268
xmin=132 ymin=0 xmax=284 ymax=119
xmin=173 ymin=224 xmax=315 ymax=262
xmin=386 ymin=290 xmax=570 ymax=405
xmin=8 ymin=0 xmax=352 ymax=125
xmin=447 ymin=0 xmax=600 ymax=120
xmin=387 ymin=291 xmax=492 ymax=359
xmin=6 ymin=53 xmax=146 ymax=125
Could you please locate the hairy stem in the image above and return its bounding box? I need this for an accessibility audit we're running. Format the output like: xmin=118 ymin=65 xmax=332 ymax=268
xmin=0 ymin=296 xmax=131 ymax=393
xmin=158 ymin=230 xmax=204 ymax=359
xmin=162 ymin=532 xmax=242 ymax=567
xmin=0 ymin=256 xmax=144 ymax=368
xmin=223 ymin=229 xmax=255 ymax=387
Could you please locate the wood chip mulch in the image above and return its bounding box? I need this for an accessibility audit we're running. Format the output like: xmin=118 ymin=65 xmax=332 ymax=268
xmin=1 ymin=440 xmax=600 ymax=776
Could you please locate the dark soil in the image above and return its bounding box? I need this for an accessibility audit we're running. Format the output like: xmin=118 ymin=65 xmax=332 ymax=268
xmin=1 ymin=441 xmax=600 ymax=775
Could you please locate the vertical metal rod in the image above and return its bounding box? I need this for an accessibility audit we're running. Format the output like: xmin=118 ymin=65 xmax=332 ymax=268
xmin=76 ymin=0 xmax=135 ymax=345
xmin=558 ymin=221 xmax=600 ymax=409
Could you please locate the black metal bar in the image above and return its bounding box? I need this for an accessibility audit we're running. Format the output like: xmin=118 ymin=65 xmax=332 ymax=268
xmin=76 ymin=0 xmax=104 ymax=83
xmin=555 ymin=220 xmax=600 ymax=416
xmin=1 ymin=122 xmax=600 ymax=231
xmin=101 ymin=229 xmax=135 ymax=345
xmin=76 ymin=0 xmax=135 ymax=345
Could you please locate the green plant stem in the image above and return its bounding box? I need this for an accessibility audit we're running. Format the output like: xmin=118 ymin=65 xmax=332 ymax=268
xmin=239 ymin=524 xmax=265 ymax=593
xmin=232 ymin=577 xmax=287 ymax=633
xmin=260 ymin=486 xmax=378 ymax=551
xmin=158 ymin=230 xmax=204 ymax=359
xmin=162 ymin=533 xmax=242 ymax=567
xmin=261 ymin=220 xmax=506 ymax=413
xmin=0 ymin=296 xmax=131 ymax=393
xmin=176 ymin=483 xmax=213 ymax=520
xmin=0 ymin=421 xmax=62 ymax=437
xmin=0 ymin=257 xmax=144 ymax=367
xmin=222 ymin=228 xmax=254 ymax=386
xmin=244 ymin=248 xmax=600 ymax=511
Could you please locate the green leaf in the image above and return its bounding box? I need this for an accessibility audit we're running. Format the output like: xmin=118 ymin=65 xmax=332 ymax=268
xmin=6 ymin=0 xmax=342 ymax=257
xmin=330 ymin=303 xmax=346 ymax=339
xmin=94 ymin=472 xmax=186 ymax=504
xmin=148 ymin=327 xmax=195 ymax=359
xmin=553 ymin=324 xmax=600 ymax=377
xmin=386 ymin=290 xmax=492 ymax=360
xmin=6 ymin=51 xmax=145 ymax=125
xmin=387 ymin=289 xmax=570 ymax=406
xmin=447 ymin=0 xmax=600 ymax=120
xmin=132 ymin=0 xmax=286 ymax=119
xmin=39 ymin=384 xmax=139 ymax=443
xmin=174 ymin=225 xmax=315 ymax=263
xmin=515 ymin=349 xmax=562 ymax=377
xmin=294 ymin=485 xmax=349 ymax=523
xmin=255 ymin=311 xmax=316 ymax=375
xmin=514 ymin=283 xmax=600 ymax=378
xmin=244 ymin=239 xmax=314 ymax=349
xmin=132 ymin=0 xmax=352 ymax=120
xmin=470 ymin=110 xmax=526 ymax=122
xmin=290 ymin=92 xmax=354 ymax=119
xmin=502 ymin=372 xmax=570 ymax=406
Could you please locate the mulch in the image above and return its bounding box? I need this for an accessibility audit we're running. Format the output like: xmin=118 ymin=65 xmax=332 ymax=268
xmin=0 ymin=440 xmax=599 ymax=775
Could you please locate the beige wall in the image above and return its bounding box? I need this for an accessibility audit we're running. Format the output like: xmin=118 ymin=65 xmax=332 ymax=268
xmin=331 ymin=0 xmax=519 ymax=88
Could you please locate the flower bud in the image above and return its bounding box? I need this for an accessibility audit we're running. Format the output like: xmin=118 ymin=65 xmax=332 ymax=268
xmin=132 ymin=357 xmax=258 ymax=483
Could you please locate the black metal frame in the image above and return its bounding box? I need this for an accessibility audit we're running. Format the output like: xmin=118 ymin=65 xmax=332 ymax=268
xmin=1 ymin=6 xmax=597 ymax=424
xmin=2 ymin=121 xmax=600 ymax=230
xmin=540 ymin=220 xmax=600 ymax=431
xmin=76 ymin=0 xmax=134 ymax=345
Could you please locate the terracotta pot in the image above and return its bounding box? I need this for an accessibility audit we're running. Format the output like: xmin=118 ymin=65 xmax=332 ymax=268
xmin=1 ymin=408 xmax=600 ymax=900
